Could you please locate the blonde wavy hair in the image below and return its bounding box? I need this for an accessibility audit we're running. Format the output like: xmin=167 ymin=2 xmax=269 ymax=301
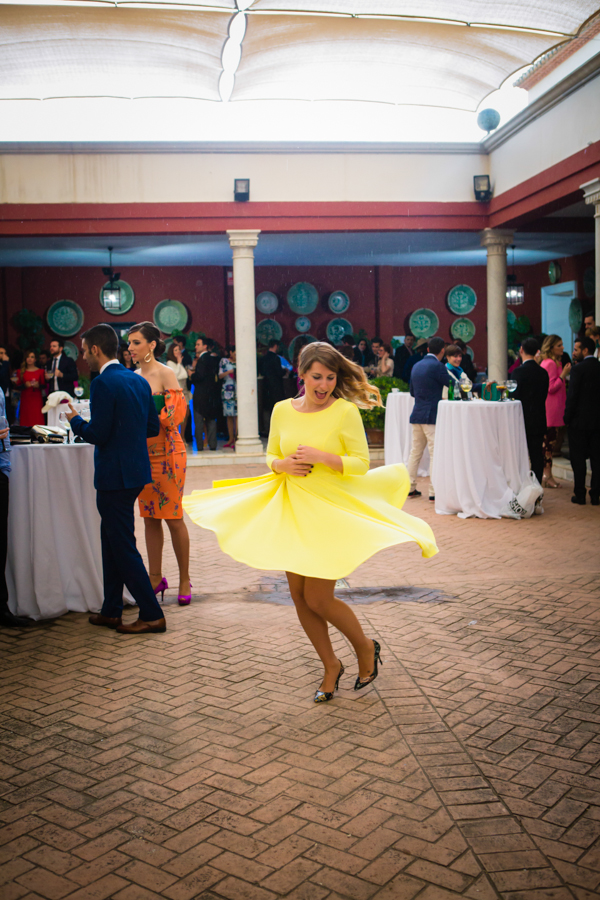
xmin=298 ymin=342 xmax=383 ymax=410
xmin=541 ymin=334 xmax=563 ymax=360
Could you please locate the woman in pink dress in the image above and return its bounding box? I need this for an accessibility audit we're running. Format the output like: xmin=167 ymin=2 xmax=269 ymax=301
xmin=540 ymin=335 xmax=571 ymax=488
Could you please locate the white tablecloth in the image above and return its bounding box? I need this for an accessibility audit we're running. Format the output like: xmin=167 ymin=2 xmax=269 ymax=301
xmin=47 ymin=400 xmax=86 ymax=429
xmin=7 ymin=444 xmax=105 ymax=619
xmin=432 ymin=399 xmax=530 ymax=519
xmin=384 ymin=391 xmax=430 ymax=476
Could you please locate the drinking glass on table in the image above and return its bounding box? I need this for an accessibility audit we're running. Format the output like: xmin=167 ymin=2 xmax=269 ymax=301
xmin=0 ymin=415 xmax=8 ymax=452
xmin=459 ymin=373 xmax=472 ymax=399
xmin=496 ymin=381 xmax=507 ymax=401
xmin=58 ymin=410 xmax=71 ymax=443
xmin=506 ymin=380 xmax=517 ymax=399
xmin=74 ymin=386 xmax=84 ymax=400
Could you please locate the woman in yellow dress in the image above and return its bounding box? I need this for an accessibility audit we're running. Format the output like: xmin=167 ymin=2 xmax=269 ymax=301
xmin=184 ymin=343 xmax=438 ymax=702
xmin=128 ymin=322 xmax=191 ymax=606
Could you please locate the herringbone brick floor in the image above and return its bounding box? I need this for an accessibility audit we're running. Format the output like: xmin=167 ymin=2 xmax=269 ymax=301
xmin=2 ymin=465 xmax=600 ymax=900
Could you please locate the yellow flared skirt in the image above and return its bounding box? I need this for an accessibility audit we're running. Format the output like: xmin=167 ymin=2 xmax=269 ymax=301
xmin=183 ymin=463 xmax=438 ymax=581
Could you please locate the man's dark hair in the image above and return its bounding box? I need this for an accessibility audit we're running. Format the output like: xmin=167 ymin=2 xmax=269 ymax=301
xmin=445 ymin=343 xmax=462 ymax=357
xmin=521 ymin=337 xmax=539 ymax=356
xmin=371 ymin=336 xmax=383 ymax=345
xmin=268 ymin=339 xmax=279 ymax=349
xmin=428 ymin=337 xmax=445 ymax=355
xmin=50 ymin=338 xmax=64 ymax=349
xmin=341 ymin=335 xmax=354 ymax=346
xmin=576 ymin=336 xmax=596 ymax=356
xmin=82 ymin=324 xmax=118 ymax=358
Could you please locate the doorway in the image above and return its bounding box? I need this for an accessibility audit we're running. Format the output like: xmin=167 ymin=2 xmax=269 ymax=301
xmin=541 ymin=281 xmax=578 ymax=355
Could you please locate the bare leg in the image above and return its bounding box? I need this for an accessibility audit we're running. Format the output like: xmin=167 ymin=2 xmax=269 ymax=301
xmin=227 ymin=417 xmax=235 ymax=445
xmin=233 ymin=415 xmax=237 ymax=441
xmin=286 ymin=572 xmax=340 ymax=692
xmin=303 ymin=577 xmax=375 ymax=680
xmin=165 ymin=518 xmax=191 ymax=594
xmin=144 ymin=518 xmax=164 ymax=589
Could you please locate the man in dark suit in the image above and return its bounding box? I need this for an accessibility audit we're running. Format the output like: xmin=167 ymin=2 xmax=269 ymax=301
xmin=402 ymin=338 xmax=428 ymax=383
xmin=190 ymin=336 xmax=220 ymax=451
xmin=67 ymin=324 xmax=166 ymax=634
xmin=407 ymin=336 xmax=449 ymax=500
xmin=393 ymin=334 xmax=414 ymax=380
xmin=47 ymin=339 xmax=78 ymax=396
xmin=564 ymin=336 xmax=600 ymax=505
xmin=512 ymin=338 xmax=549 ymax=485
xmin=259 ymin=339 xmax=285 ymax=430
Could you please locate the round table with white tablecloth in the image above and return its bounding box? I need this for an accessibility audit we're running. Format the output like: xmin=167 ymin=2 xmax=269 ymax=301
xmin=384 ymin=390 xmax=430 ymax=476
xmin=432 ymin=399 xmax=530 ymax=519
xmin=7 ymin=443 xmax=105 ymax=619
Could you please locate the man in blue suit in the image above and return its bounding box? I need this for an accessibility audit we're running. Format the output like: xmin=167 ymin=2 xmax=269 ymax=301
xmin=407 ymin=336 xmax=449 ymax=501
xmin=67 ymin=324 xmax=167 ymax=634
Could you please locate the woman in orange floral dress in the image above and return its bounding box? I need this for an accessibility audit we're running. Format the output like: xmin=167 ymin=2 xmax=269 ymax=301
xmin=128 ymin=322 xmax=191 ymax=606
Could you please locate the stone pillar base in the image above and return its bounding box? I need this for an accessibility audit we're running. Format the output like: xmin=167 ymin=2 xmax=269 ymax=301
xmin=234 ymin=437 xmax=265 ymax=455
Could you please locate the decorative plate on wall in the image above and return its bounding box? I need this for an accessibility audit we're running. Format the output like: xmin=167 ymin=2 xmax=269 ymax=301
xmin=153 ymin=300 xmax=189 ymax=335
xmin=287 ymin=282 xmax=319 ymax=315
xmin=99 ymin=280 xmax=135 ymax=316
xmin=447 ymin=284 xmax=477 ymax=315
xmin=507 ymin=308 xmax=517 ymax=327
xmin=328 ymin=291 xmax=350 ymax=314
xmin=63 ymin=341 xmax=79 ymax=361
xmin=450 ymin=318 xmax=476 ymax=343
xmin=47 ymin=300 xmax=84 ymax=337
xmin=326 ymin=318 xmax=353 ymax=344
xmin=548 ymin=261 xmax=562 ymax=284
xmin=409 ymin=308 xmax=439 ymax=339
xmin=295 ymin=316 xmax=311 ymax=333
xmin=569 ymin=298 xmax=583 ymax=333
xmin=256 ymin=318 xmax=283 ymax=345
xmin=289 ymin=334 xmax=318 ymax=361
xmin=256 ymin=291 xmax=279 ymax=315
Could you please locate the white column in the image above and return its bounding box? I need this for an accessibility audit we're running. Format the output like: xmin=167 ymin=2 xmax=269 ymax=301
xmin=227 ymin=229 xmax=263 ymax=455
xmin=580 ymin=178 xmax=600 ymax=323
xmin=480 ymin=228 xmax=514 ymax=383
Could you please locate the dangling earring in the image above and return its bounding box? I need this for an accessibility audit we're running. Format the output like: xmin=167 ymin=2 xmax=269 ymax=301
xmin=144 ymin=351 xmax=153 ymax=363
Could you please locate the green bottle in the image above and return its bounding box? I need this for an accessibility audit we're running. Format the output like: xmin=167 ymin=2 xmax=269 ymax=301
xmin=448 ymin=380 xmax=454 ymax=401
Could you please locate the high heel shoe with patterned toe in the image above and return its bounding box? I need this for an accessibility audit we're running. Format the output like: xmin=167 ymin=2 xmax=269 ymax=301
xmin=354 ymin=640 xmax=383 ymax=691
xmin=153 ymin=577 xmax=169 ymax=602
xmin=178 ymin=581 xmax=193 ymax=607
xmin=314 ymin=660 xmax=345 ymax=704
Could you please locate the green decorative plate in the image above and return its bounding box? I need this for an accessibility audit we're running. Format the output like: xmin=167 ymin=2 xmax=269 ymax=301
xmin=47 ymin=300 xmax=84 ymax=338
xmin=514 ymin=314 xmax=531 ymax=335
xmin=409 ymin=308 xmax=439 ymax=339
xmin=256 ymin=318 xmax=283 ymax=345
xmin=287 ymin=282 xmax=319 ymax=315
xmin=295 ymin=316 xmax=311 ymax=333
xmin=63 ymin=340 xmax=79 ymax=361
xmin=507 ymin=308 xmax=517 ymax=326
xmin=583 ymin=267 xmax=595 ymax=299
xmin=289 ymin=334 xmax=318 ymax=362
xmin=326 ymin=318 xmax=353 ymax=344
xmin=450 ymin=317 xmax=476 ymax=342
xmin=99 ymin=280 xmax=135 ymax=316
xmin=328 ymin=291 xmax=350 ymax=314
xmin=153 ymin=300 xmax=189 ymax=335
xmin=447 ymin=284 xmax=477 ymax=315
xmin=569 ymin=298 xmax=583 ymax=333
xmin=256 ymin=291 xmax=279 ymax=315
xmin=548 ymin=261 xmax=562 ymax=284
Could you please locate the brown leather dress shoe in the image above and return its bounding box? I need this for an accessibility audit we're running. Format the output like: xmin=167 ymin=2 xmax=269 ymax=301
xmin=116 ymin=617 xmax=167 ymax=634
xmin=89 ymin=613 xmax=122 ymax=629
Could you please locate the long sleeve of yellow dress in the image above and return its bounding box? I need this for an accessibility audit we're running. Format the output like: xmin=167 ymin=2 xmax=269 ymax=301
xmin=183 ymin=396 xmax=438 ymax=579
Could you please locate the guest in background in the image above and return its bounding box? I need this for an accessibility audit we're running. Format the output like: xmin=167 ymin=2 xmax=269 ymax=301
xmin=454 ymin=339 xmax=477 ymax=384
xmin=585 ymin=326 xmax=600 ymax=358
xmin=0 ymin=346 xmax=11 ymax=413
xmin=540 ymin=334 xmax=570 ymax=488
xmin=407 ymin=337 xmax=449 ymax=501
xmin=219 ymin=346 xmax=237 ymax=448
xmin=354 ymin=338 xmax=374 ymax=369
xmin=583 ymin=312 xmax=595 ymax=334
xmin=190 ymin=336 xmax=220 ymax=451
xmin=0 ymin=388 xmax=33 ymax=628
xmin=403 ymin=338 xmax=428 ymax=383
xmin=260 ymin=338 xmax=285 ymax=426
xmin=513 ymin=338 xmax=549 ymax=486
xmin=37 ymin=349 xmax=51 ymax=406
xmin=46 ymin=339 xmax=78 ymax=396
xmin=393 ymin=335 xmax=414 ymax=380
xmin=173 ymin=336 xmax=192 ymax=368
xmin=375 ymin=343 xmax=394 ymax=378
xmin=118 ymin=345 xmax=136 ymax=369
xmin=67 ymin=323 xmax=166 ymax=634
xmin=365 ymin=337 xmax=383 ymax=375
xmin=129 ymin=322 xmax=191 ymax=606
xmin=564 ymin=336 xmax=600 ymax=505
xmin=445 ymin=343 xmax=464 ymax=390
xmin=13 ymin=351 xmax=45 ymax=427
xmin=166 ymin=342 xmax=192 ymax=443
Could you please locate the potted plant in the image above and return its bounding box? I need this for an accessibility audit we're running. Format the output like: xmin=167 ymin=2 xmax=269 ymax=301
xmin=360 ymin=376 xmax=408 ymax=446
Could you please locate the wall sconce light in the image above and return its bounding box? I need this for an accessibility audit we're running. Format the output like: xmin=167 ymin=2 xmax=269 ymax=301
xmin=506 ymin=245 xmax=525 ymax=305
xmin=473 ymin=175 xmax=492 ymax=202
xmin=234 ymin=179 xmax=250 ymax=202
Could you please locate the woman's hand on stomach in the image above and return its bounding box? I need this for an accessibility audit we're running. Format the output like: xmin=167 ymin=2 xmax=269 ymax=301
xmin=272 ymin=456 xmax=313 ymax=477
xmin=296 ymin=445 xmax=343 ymax=474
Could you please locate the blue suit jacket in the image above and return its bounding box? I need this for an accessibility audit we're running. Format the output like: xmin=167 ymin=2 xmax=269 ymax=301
xmin=70 ymin=363 xmax=160 ymax=491
xmin=409 ymin=354 xmax=450 ymax=425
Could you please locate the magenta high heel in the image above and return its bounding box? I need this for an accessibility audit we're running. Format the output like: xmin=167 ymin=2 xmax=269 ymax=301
xmin=178 ymin=581 xmax=192 ymax=607
xmin=153 ymin=577 xmax=169 ymax=602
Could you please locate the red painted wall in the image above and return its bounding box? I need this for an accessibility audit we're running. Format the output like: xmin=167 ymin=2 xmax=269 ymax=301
xmin=1 ymin=249 xmax=594 ymax=372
